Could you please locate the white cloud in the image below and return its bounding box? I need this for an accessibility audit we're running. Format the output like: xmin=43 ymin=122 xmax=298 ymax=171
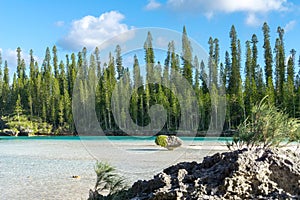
xmin=58 ymin=11 xmax=135 ymax=51
xmin=55 ymin=21 xmax=65 ymax=27
xmin=145 ymin=0 xmax=162 ymax=10
xmin=284 ymin=20 xmax=296 ymax=32
xmin=167 ymin=0 xmax=288 ymax=13
xmin=245 ymin=13 xmax=262 ymax=27
xmin=167 ymin=0 xmax=290 ymax=25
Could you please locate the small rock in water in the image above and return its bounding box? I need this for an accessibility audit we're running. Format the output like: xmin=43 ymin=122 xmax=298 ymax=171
xmin=155 ymin=135 xmax=183 ymax=150
xmin=166 ymin=135 xmax=183 ymax=150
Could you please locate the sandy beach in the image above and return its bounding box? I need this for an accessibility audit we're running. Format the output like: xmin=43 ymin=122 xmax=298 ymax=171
xmin=0 ymin=137 xmax=230 ymax=200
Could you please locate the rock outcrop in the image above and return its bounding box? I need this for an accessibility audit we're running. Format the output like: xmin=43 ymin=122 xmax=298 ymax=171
xmin=155 ymin=135 xmax=183 ymax=150
xmin=127 ymin=148 xmax=300 ymax=199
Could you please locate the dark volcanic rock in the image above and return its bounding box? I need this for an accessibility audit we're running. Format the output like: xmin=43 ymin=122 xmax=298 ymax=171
xmin=126 ymin=148 xmax=300 ymax=200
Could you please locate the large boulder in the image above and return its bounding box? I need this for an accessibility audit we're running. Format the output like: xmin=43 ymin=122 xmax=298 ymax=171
xmin=126 ymin=148 xmax=300 ymax=199
xmin=155 ymin=135 xmax=183 ymax=150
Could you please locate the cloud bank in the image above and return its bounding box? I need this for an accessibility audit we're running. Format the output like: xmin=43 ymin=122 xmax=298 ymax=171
xmin=167 ymin=0 xmax=288 ymax=14
xmin=58 ymin=11 xmax=135 ymax=51
xmin=166 ymin=0 xmax=290 ymax=26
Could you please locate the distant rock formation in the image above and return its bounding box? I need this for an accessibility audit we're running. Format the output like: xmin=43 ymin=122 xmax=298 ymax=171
xmin=127 ymin=148 xmax=300 ymax=199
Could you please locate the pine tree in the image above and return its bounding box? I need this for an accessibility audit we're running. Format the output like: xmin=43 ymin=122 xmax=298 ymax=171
xmin=296 ymin=56 xmax=300 ymax=118
xmin=68 ymin=53 xmax=77 ymax=97
xmin=52 ymin=45 xmax=59 ymax=78
xmin=94 ymin=47 xmax=101 ymax=79
xmin=256 ymin=66 xmax=265 ymax=100
xmin=28 ymin=50 xmax=34 ymax=116
xmin=219 ymin=63 xmax=226 ymax=89
xmin=182 ymin=26 xmax=193 ymax=85
xmin=16 ymin=47 xmax=22 ymax=79
xmin=194 ymin=56 xmax=200 ymax=91
xmin=15 ymin=94 xmax=23 ymax=121
xmin=285 ymin=49 xmax=296 ymax=116
xmin=262 ymin=22 xmax=275 ymax=106
xmin=228 ymin=25 xmax=241 ymax=96
xmin=244 ymin=41 xmax=253 ymax=116
xmin=250 ymin=34 xmax=259 ymax=103
xmin=115 ymin=45 xmax=124 ymax=80
xmin=2 ymin=61 xmax=10 ymax=113
xmin=200 ymin=60 xmax=208 ymax=94
xmin=262 ymin=22 xmax=273 ymax=85
xmin=274 ymin=27 xmax=285 ymax=107
xmin=144 ymin=31 xmax=155 ymax=129
xmin=131 ymin=55 xmax=142 ymax=126
xmin=224 ymin=51 xmax=231 ymax=92
xmin=227 ymin=25 xmax=243 ymax=127
xmin=251 ymin=34 xmax=258 ymax=80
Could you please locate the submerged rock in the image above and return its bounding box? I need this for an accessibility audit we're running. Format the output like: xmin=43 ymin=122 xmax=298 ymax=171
xmin=126 ymin=148 xmax=300 ymax=199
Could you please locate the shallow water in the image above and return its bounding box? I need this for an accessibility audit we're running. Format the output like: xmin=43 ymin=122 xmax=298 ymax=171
xmin=0 ymin=136 xmax=228 ymax=200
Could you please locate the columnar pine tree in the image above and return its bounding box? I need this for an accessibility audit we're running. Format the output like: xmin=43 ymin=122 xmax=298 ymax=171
xmin=115 ymin=45 xmax=124 ymax=80
xmin=52 ymin=46 xmax=59 ymax=78
xmin=227 ymin=25 xmax=243 ymax=127
xmin=2 ymin=61 xmax=10 ymax=113
xmin=182 ymin=26 xmax=193 ymax=85
xmin=275 ymin=26 xmax=285 ymax=107
xmin=262 ymin=22 xmax=273 ymax=85
xmin=244 ymin=41 xmax=253 ymax=116
xmin=285 ymin=49 xmax=296 ymax=117
xmin=262 ymin=22 xmax=275 ymax=105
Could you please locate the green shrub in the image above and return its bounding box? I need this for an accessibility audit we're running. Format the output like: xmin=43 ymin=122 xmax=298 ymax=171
xmin=155 ymin=135 xmax=168 ymax=147
xmin=2 ymin=114 xmax=53 ymax=135
xmin=93 ymin=162 xmax=127 ymax=197
xmin=228 ymin=96 xmax=300 ymax=150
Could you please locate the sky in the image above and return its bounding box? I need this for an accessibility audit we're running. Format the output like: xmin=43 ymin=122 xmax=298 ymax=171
xmin=0 ymin=0 xmax=300 ymax=76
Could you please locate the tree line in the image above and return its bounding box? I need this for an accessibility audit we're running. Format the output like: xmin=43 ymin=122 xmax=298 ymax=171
xmin=0 ymin=22 xmax=299 ymax=135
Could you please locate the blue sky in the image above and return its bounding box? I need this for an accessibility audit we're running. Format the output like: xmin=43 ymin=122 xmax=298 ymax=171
xmin=0 ymin=0 xmax=300 ymax=76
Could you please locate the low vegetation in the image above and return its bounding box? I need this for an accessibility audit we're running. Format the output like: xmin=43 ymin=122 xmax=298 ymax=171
xmin=228 ymin=96 xmax=300 ymax=150
xmin=88 ymin=162 xmax=128 ymax=200
xmin=155 ymin=135 xmax=168 ymax=148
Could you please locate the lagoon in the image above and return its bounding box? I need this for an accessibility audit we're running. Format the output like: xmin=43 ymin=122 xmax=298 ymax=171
xmin=0 ymin=136 xmax=229 ymax=200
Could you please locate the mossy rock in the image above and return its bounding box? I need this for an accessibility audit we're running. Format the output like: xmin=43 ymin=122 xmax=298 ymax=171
xmin=155 ymin=135 xmax=182 ymax=150
xmin=155 ymin=135 xmax=168 ymax=147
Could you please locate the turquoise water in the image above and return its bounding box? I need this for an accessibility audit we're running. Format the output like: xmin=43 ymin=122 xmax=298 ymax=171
xmin=0 ymin=135 xmax=232 ymax=141
xmin=0 ymin=135 xmax=230 ymax=200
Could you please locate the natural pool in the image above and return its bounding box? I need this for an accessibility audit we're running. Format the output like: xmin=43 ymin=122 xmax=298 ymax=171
xmin=0 ymin=136 xmax=230 ymax=200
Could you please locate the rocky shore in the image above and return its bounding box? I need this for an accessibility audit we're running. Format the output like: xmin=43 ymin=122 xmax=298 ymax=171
xmin=128 ymin=148 xmax=300 ymax=199
xmin=90 ymin=147 xmax=300 ymax=199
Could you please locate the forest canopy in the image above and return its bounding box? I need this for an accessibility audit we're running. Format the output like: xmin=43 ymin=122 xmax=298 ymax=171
xmin=0 ymin=23 xmax=299 ymax=136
